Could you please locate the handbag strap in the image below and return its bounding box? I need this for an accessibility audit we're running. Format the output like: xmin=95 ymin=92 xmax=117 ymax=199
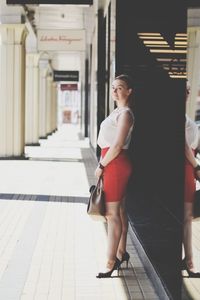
xmin=97 ymin=176 xmax=103 ymax=190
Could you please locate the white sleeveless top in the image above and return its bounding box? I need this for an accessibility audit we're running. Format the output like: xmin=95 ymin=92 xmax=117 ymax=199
xmin=185 ymin=114 xmax=199 ymax=150
xmin=97 ymin=107 xmax=134 ymax=149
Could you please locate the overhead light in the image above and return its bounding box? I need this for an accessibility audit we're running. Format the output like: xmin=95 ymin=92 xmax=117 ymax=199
xmin=137 ymin=32 xmax=187 ymax=79
xmin=150 ymin=49 xmax=187 ymax=53
xmin=176 ymin=33 xmax=187 ymax=36
xmin=139 ymin=36 xmax=165 ymax=40
xmin=169 ymin=74 xmax=186 ymax=78
xmin=138 ymin=32 xmax=161 ymax=36
xmin=157 ymin=58 xmax=172 ymax=62
xmin=157 ymin=58 xmax=186 ymax=62
xmin=174 ymin=41 xmax=187 ymax=45
xmin=143 ymin=41 xmax=168 ymax=45
xmin=175 ymin=37 xmax=187 ymax=40
xmin=175 ymin=45 xmax=187 ymax=48
xmin=145 ymin=45 xmax=170 ymax=48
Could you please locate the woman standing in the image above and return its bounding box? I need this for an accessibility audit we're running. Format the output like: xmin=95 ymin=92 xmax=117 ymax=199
xmin=95 ymin=74 xmax=135 ymax=278
xmin=183 ymin=82 xmax=200 ymax=277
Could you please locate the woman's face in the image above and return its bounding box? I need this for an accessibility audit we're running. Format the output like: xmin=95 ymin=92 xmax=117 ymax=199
xmin=111 ymin=79 xmax=132 ymax=102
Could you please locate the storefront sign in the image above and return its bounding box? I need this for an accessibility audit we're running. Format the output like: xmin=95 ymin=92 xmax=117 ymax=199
xmin=61 ymin=84 xmax=78 ymax=91
xmin=54 ymin=71 xmax=79 ymax=82
xmin=7 ymin=1 xmax=93 ymax=4
xmin=37 ymin=30 xmax=85 ymax=51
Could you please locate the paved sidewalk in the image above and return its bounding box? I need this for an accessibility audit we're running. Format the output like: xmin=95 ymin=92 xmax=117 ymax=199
xmin=0 ymin=124 xmax=160 ymax=300
xmin=182 ymin=218 xmax=200 ymax=300
xmin=181 ymin=168 xmax=200 ymax=300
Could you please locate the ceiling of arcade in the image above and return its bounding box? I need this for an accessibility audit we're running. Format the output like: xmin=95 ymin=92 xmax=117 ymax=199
xmin=0 ymin=0 xmax=97 ymax=72
xmin=1 ymin=0 xmax=200 ymax=75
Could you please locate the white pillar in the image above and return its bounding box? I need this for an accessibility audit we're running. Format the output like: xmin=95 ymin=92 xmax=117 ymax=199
xmin=39 ymin=60 xmax=49 ymax=138
xmin=46 ymin=75 xmax=53 ymax=135
xmin=57 ymin=86 xmax=63 ymax=127
xmin=0 ymin=24 xmax=28 ymax=157
xmin=54 ymin=84 xmax=58 ymax=130
xmin=51 ymin=82 xmax=54 ymax=133
xmin=187 ymin=27 xmax=200 ymax=120
xmin=25 ymin=53 xmax=40 ymax=145
xmin=51 ymin=82 xmax=58 ymax=132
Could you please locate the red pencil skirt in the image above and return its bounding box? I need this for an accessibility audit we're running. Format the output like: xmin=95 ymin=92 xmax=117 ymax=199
xmin=184 ymin=152 xmax=196 ymax=203
xmin=101 ymin=147 xmax=133 ymax=202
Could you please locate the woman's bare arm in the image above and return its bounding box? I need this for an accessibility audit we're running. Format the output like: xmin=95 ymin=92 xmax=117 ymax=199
xmin=95 ymin=111 xmax=133 ymax=178
xmin=185 ymin=140 xmax=198 ymax=168
xmin=185 ymin=139 xmax=200 ymax=180
xmin=100 ymin=112 xmax=133 ymax=166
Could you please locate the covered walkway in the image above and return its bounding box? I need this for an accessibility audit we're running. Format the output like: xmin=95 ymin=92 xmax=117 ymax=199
xmin=0 ymin=125 xmax=160 ymax=300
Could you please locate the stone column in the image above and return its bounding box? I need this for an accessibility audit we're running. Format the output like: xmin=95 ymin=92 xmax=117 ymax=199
xmin=51 ymin=82 xmax=58 ymax=132
xmin=187 ymin=28 xmax=200 ymax=120
xmin=54 ymin=83 xmax=58 ymax=131
xmin=0 ymin=24 xmax=28 ymax=157
xmin=39 ymin=60 xmax=49 ymax=139
xmin=46 ymin=75 xmax=53 ymax=135
xmin=25 ymin=53 xmax=40 ymax=145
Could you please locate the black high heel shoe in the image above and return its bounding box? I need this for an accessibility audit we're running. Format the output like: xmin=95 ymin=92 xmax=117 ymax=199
xmin=119 ymin=251 xmax=130 ymax=268
xmin=181 ymin=258 xmax=200 ymax=278
xmin=96 ymin=258 xmax=121 ymax=278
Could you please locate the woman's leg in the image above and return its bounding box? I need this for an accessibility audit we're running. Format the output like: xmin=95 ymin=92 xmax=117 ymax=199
xmin=183 ymin=202 xmax=194 ymax=270
xmin=116 ymin=198 xmax=128 ymax=259
xmin=105 ymin=201 xmax=122 ymax=268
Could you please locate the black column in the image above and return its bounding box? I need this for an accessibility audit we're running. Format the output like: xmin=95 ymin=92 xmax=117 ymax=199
xmin=116 ymin=1 xmax=186 ymax=299
xmin=97 ymin=9 xmax=106 ymax=157
xmin=84 ymin=59 xmax=89 ymax=137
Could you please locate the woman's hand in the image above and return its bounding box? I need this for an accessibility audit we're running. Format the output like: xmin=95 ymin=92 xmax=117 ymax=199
xmin=95 ymin=166 xmax=103 ymax=178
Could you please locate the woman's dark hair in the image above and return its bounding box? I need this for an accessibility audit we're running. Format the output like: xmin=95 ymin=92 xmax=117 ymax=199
xmin=115 ymin=74 xmax=134 ymax=110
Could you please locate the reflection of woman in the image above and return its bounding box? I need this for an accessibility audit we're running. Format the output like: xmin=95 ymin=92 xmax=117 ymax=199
xmin=95 ymin=74 xmax=134 ymax=278
xmin=183 ymin=84 xmax=200 ymax=277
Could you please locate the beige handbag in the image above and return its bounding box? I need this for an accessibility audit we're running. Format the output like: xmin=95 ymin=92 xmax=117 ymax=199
xmin=87 ymin=177 xmax=106 ymax=222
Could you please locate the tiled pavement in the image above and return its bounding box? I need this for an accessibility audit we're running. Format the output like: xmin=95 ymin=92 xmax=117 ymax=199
xmin=182 ymin=219 xmax=200 ymax=300
xmin=181 ymin=168 xmax=200 ymax=300
xmin=0 ymin=124 xmax=163 ymax=300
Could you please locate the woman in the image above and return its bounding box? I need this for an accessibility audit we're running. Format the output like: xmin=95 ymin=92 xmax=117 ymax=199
xmin=95 ymin=74 xmax=134 ymax=278
xmin=183 ymin=82 xmax=200 ymax=277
